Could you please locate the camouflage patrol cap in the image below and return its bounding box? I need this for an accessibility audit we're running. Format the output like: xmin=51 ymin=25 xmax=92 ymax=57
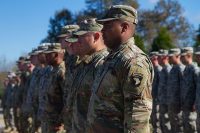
xmin=58 ymin=25 xmax=80 ymax=38
xmin=73 ymin=18 xmax=103 ymax=36
xmin=16 ymin=56 xmax=25 ymax=64
xmin=29 ymin=48 xmax=38 ymax=56
xmin=158 ymin=49 xmax=168 ymax=56
xmin=149 ymin=51 xmax=159 ymax=57
xmin=181 ymin=47 xmax=193 ymax=56
xmin=35 ymin=44 xmax=49 ymax=54
xmin=168 ymin=48 xmax=181 ymax=56
xmin=7 ymin=72 xmax=16 ymax=79
xmin=24 ymin=56 xmax=31 ymax=64
xmin=65 ymin=35 xmax=78 ymax=43
xmin=97 ymin=5 xmax=138 ymax=24
xmin=44 ymin=43 xmax=63 ymax=54
xmin=194 ymin=46 xmax=200 ymax=55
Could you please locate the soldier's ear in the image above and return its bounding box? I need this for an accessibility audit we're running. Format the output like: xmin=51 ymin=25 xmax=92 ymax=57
xmin=93 ymin=32 xmax=100 ymax=42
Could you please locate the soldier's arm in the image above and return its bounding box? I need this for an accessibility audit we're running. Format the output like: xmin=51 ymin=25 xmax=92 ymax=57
xmin=123 ymin=57 xmax=152 ymax=132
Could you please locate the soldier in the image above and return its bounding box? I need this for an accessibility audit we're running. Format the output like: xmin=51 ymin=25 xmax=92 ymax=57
xmin=20 ymin=56 xmax=35 ymax=133
xmin=195 ymin=47 xmax=200 ymax=133
xmin=29 ymin=44 xmax=49 ymax=133
xmin=180 ymin=47 xmax=198 ymax=133
xmin=16 ymin=56 xmax=26 ymax=133
xmin=150 ymin=51 xmax=162 ymax=133
xmin=157 ymin=49 xmax=172 ymax=133
xmin=64 ymin=18 xmax=108 ymax=133
xmin=58 ymin=25 xmax=81 ymax=132
xmin=39 ymin=43 xmax=65 ymax=133
xmin=87 ymin=5 xmax=154 ymax=133
xmin=2 ymin=73 xmax=15 ymax=132
xmin=12 ymin=71 xmax=22 ymax=132
xmin=167 ymin=48 xmax=185 ymax=133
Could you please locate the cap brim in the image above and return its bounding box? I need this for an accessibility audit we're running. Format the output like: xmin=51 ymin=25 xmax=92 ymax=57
xmin=168 ymin=54 xmax=174 ymax=57
xmin=65 ymin=38 xmax=78 ymax=43
xmin=44 ymin=50 xmax=62 ymax=54
xmin=57 ymin=34 xmax=69 ymax=38
xmin=97 ymin=18 xmax=118 ymax=23
xmin=73 ymin=31 xmax=89 ymax=36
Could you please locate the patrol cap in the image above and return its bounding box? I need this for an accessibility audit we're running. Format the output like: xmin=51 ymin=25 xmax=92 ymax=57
xmin=44 ymin=43 xmax=63 ymax=54
xmin=73 ymin=18 xmax=103 ymax=36
xmin=149 ymin=51 xmax=159 ymax=57
xmin=29 ymin=48 xmax=38 ymax=56
xmin=24 ymin=56 xmax=31 ymax=64
xmin=194 ymin=46 xmax=200 ymax=55
xmin=16 ymin=56 xmax=25 ymax=64
xmin=97 ymin=5 xmax=138 ymax=24
xmin=7 ymin=72 xmax=16 ymax=79
xmin=168 ymin=48 xmax=181 ymax=56
xmin=65 ymin=35 xmax=78 ymax=43
xmin=181 ymin=47 xmax=193 ymax=56
xmin=58 ymin=25 xmax=80 ymax=38
xmin=158 ymin=49 xmax=168 ymax=56
xmin=35 ymin=44 xmax=49 ymax=54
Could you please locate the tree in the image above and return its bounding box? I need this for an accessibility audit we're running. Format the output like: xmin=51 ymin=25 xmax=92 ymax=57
xmin=138 ymin=0 xmax=193 ymax=47
xmin=41 ymin=9 xmax=73 ymax=43
xmin=134 ymin=34 xmax=146 ymax=53
xmin=83 ymin=0 xmax=139 ymax=19
xmin=151 ymin=27 xmax=175 ymax=51
xmin=194 ymin=24 xmax=200 ymax=48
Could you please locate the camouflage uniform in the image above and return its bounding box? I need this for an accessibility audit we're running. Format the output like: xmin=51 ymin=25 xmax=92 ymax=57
xmin=150 ymin=52 xmax=162 ymax=133
xmin=20 ymin=70 xmax=32 ymax=133
xmin=13 ymin=81 xmax=22 ymax=132
xmin=157 ymin=51 xmax=172 ymax=133
xmin=180 ymin=47 xmax=198 ymax=133
xmin=42 ymin=61 xmax=65 ymax=133
xmin=196 ymin=71 xmax=200 ymax=133
xmin=167 ymin=49 xmax=185 ymax=133
xmin=87 ymin=37 xmax=153 ymax=133
xmin=2 ymin=82 xmax=14 ymax=131
xmin=181 ymin=63 xmax=199 ymax=133
xmin=63 ymin=55 xmax=81 ymax=132
xmin=70 ymin=49 xmax=108 ymax=133
xmin=39 ymin=44 xmax=65 ymax=133
xmin=37 ymin=66 xmax=50 ymax=132
xmin=195 ymin=49 xmax=200 ymax=133
xmin=26 ymin=66 xmax=42 ymax=133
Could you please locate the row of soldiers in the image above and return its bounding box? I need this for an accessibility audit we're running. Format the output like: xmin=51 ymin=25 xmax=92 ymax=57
xmin=2 ymin=5 xmax=154 ymax=133
xmin=150 ymin=47 xmax=200 ymax=133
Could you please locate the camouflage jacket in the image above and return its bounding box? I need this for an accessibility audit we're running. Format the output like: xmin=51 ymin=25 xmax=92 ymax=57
xmin=167 ymin=63 xmax=185 ymax=106
xmin=181 ymin=62 xmax=199 ymax=110
xmin=68 ymin=49 xmax=108 ymax=132
xmin=87 ymin=37 xmax=154 ymax=132
xmin=157 ymin=63 xmax=172 ymax=105
xmin=26 ymin=67 xmax=42 ymax=113
xmin=152 ymin=65 xmax=162 ymax=102
xmin=195 ymin=70 xmax=200 ymax=112
xmin=40 ymin=62 xmax=65 ymax=121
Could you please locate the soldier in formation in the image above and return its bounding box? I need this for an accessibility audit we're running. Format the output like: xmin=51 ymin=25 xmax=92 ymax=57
xmin=4 ymin=4 xmax=200 ymax=133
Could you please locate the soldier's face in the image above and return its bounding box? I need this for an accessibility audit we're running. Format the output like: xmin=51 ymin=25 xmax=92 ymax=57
xmin=102 ymin=20 xmax=122 ymax=49
xmin=38 ymin=53 xmax=46 ymax=64
xmin=169 ymin=55 xmax=177 ymax=64
xmin=30 ymin=55 xmax=38 ymax=66
xmin=17 ymin=62 xmax=24 ymax=71
xmin=195 ymin=55 xmax=200 ymax=64
xmin=181 ymin=54 xmax=193 ymax=65
xmin=59 ymin=37 xmax=74 ymax=55
xmin=76 ymin=32 xmax=94 ymax=56
xmin=46 ymin=52 xmax=57 ymax=65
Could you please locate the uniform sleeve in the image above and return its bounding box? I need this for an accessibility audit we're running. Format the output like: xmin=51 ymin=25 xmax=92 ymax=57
xmin=123 ymin=57 xmax=152 ymax=133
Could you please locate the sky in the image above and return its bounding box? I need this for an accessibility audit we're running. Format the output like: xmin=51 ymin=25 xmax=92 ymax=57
xmin=0 ymin=0 xmax=199 ymax=62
